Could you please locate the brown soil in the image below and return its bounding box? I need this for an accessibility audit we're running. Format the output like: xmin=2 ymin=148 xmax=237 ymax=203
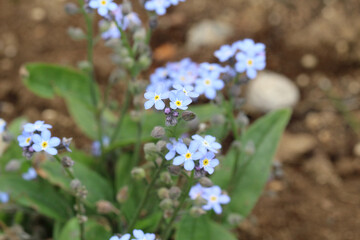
xmin=1 ymin=0 xmax=360 ymax=239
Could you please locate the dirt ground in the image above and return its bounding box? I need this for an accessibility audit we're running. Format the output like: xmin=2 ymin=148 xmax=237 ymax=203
xmin=1 ymin=0 xmax=360 ymax=239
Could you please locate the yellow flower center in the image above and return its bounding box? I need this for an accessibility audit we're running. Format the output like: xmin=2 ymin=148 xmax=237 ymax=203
xmin=41 ymin=141 xmax=48 ymax=149
xmin=203 ymin=159 xmax=209 ymax=166
xmin=203 ymin=140 xmax=209 ymax=146
xmin=204 ymin=79 xmax=211 ymax=85
xmin=210 ymin=196 xmax=218 ymax=202
xmin=26 ymin=137 xmax=31 ymax=144
xmin=185 ymin=153 xmax=192 ymax=159
xmin=180 ymin=76 xmax=186 ymax=82
xmin=183 ymin=89 xmax=187 ymax=94
xmin=209 ymin=66 xmax=214 ymax=71
xmin=101 ymin=0 xmax=107 ymax=5
xmin=175 ymin=100 xmax=182 ymax=106
xmin=154 ymin=95 xmax=160 ymax=101
xmin=247 ymin=59 xmax=253 ymax=66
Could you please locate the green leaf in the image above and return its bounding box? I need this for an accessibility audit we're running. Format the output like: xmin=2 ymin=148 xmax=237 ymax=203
xmin=0 ymin=142 xmax=23 ymax=170
xmin=0 ymin=175 xmax=72 ymax=221
xmin=176 ymin=214 xmax=237 ymax=240
xmin=40 ymin=160 xmax=113 ymax=207
xmin=58 ymin=217 xmax=111 ymax=240
xmin=213 ymin=109 xmax=291 ymax=217
xmin=7 ymin=117 xmax=27 ymax=136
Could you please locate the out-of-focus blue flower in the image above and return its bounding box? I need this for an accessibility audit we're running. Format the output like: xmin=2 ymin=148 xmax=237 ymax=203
xmin=199 ymin=151 xmax=219 ymax=174
xmin=144 ymin=90 xmax=169 ymax=110
xmin=132 ymin=229 xmax=156 ymax=240
xmin=123 ymin=12 xmax=142 ymax=29
xmin=144 ymin=0 xmax=171 ymax=15
xmin=169 ymin=91 xmax=192 ymax=110
xmin=0 ymin=118 xmax=6 ymax=133
xmin=173 ymin=141 xmax=202 ymax=171
xmin=192 ymin=134 xmax=221 ymax=154
xmin=89 ymin=0 xmax=117 ymax=16
xmin=17 ymin=131 xmax=33 ymax=147
xmin=195 ymin=72 xmax=224 ymax=100
xmin=22 ymin=167 xmax=37 ymax=181
xmin=0 ymin=192 xmax=9 ymax=203
xmin=189 ymin=183 xmax=205 ymax=200
xmin=235 ymin=52 xmax=266 ymax=79
xmin=214 ymin=44 xmax=236 ymax=62
xmin=110 ymin=234 xmax=131 ymax=240
xmin=165 ymin=138 xmax=183 ymax=160
xmin=199 ymin=63 xmax=225 ymax=75
xmin=24 ymin=120 xmax=52 ymax=133
xmin=172 ymin=84 xmax=199 ymax=98
xmin=233 ymin=38 xmax=265 ymax=55
xmin=202 ymin=186 xmax=230 ymax=214
xmin=101 ymin=22 xmax=121 ymax=39
xmin=168 ymin=0 xmax=185 ymax=5
xmin=32 ymin=130 xmax=60 ymax=155
xmin=92 ymin=136 xmax=110 ymax=156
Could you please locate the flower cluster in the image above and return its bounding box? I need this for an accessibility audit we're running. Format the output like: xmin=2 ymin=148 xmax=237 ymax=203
xmin=144 ymin=0 xmax=186 ymax=15
xmin=110 ymin=229 xmax=155 ymax=240
xmin=0 ymin=118 xmax=6 ymax=133
xmin=17 ymin=120 xmax=68 ymax=156
xmin=189 ymin=183 xmax=230 ymax=214
xmin=214 ymin=39 xmax=266 ymax=79
xmin=166 ymin=135 xmax=221 ymax=173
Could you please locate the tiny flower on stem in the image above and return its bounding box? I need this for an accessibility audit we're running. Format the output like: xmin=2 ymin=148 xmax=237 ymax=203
xmin=22 ymin=167 xmax=37 ymax=181
xmin=89 ymin=0 xmax=117 ymax=17
xmin=23 ymin=120 xmax=52 ymax=133
xmin=32 ymin=130 xmax=60 ymax=155
xmin=202 ymin=186 xmax=230 ymax=214
xmin=144 ymin=0 xmax=171 ymax=15
xmin=132 ymin=229 xmax=156 ymax=240
xmin=169 ymin=91 xmax=192 ymax=110
xmin=144 ymin=90 xmax=169 ymax=110
xmin=199 ymin=151 xmax=219 ymax=174
xmin=192 ymin=134 xmax=221 ymax=154
xmin=17 ymin=131 xmax=33 ymax=147
xmin=173 ymin=140 xmax=202 ymax=171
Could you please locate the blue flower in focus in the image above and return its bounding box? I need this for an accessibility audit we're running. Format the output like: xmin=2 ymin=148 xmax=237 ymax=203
xmin=110 ymin=234 xmax=131 ymax=240
xmin=214 ymin=44 xmax=236 ymax=62
xmin=144 ymin=90 xmax=169 ymax=110
xmin=0 ymin=192 xmax=9 ymax=203
xmin=173 ymin=141 xmax=202 ymax=171
xmin=23 ymin=120 xmax=52 ymax=133
xmin=144 ymin=0 xmax=171 ymax=15
xmin=17 ymin=131 xmax=33 ymax=147
xmin=165 ymin=138 xmax=183 ymax=160
xmin=173 ymin=84 xmax=199 ymax=98
xmin=22 ymin=167 xmax=37 ymax=181
xmin=189 ymin=183 xmax=205 ymax=200
xmin=0 ymin=118 xmax=6 ymax=133
xmin=202 ymin=186 xmax=230 ymax=214
xmin=235 ymin=52 xmax=266 ymax=79
xmin=192 ymin=134 xmax=221 ymax=154
xmin=233 ymin=38 xmax=265 ymax=55
xmin=89 ymin=0 xmax=118 ymax=16
xmin=132 ymin=229 xmax=156 ymax=240
xmin=169 ymin=91 xmax=192 ymax=110
xmin=32 ymin=130 xmax=60 ymax=155
xmin=195 ymin=72 xmax=224 ymax=100
xmin=199 ymin=151 xmax=219 ymax=174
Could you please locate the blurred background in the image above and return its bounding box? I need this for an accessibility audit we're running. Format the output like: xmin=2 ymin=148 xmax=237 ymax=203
xmin=1 ymin=0 xmax=360 ymax=239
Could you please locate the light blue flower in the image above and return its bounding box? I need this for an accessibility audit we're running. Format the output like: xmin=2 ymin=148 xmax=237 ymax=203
xmin=123 ymin=12 xmax=142 ymax=29
xmin=132 ymin=229 xmax=156 ymax=240
xmin=192 ymin=134 xmax=221 ymax=154
xmin=235 ymin=52 xmax=266 ymax=79
xmin=199 ymin=151 xmax=219 ymax=174
xmin=0 ymin=192 xmax=9 ymax=203
xmin=172 ymin=84 xmax=199 ymax=98
xmin=101 ymin=22 xmax=121 ymax=40
xmin=199 ymin=63 xmax=225 ymax=75
xmin=89 ymin=0 xmax=117 ymax=16
xmin=202 ymin=186 xmax=230 ymax=214
xmin=195 ymin=72 xmax=224 ymax=100
xmin=168 ymin=0 xmax=185 ymax=5
xmin=23 ymin=120 xmax=52 ymax=133
xmin=92 ymin=136 xmax=110 ymax=156
xmin=0 ymin=118 xmax=6 ymax=133
xmin=144 ymin=90 xmax=169 ymax=110
xmin=32 ymin=130 xmax=60 ymax=155
xmin=144 ymin=0 xmax=171 ymax=15
xmin=214 ymin=44 xmax=236 ymax=62
xmin=173 ymin=141 xmax=202 ymax=171
xmin=110 ymin=234 xmax=131 ymax=240
xmin=165 ymin=138 xmax=183 ymax=160
xmin=169 ymin=91 xmax=192 ymax=110
xmin=189 ymin=183 xmax=205 ymax=200
xmin=233 ymin=38 xmax=265 ymax=55
xmin=17 ymin=131 xmax=34 ymax=147
xmin=22 ymin=167 xmax=37 ymax=181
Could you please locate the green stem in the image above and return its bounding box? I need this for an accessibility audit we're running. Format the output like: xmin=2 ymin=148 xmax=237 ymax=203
xmin=161 ymin=171 xmax=195 ymax=240
xmin=126 ymin=159 xmax=167 ymax=232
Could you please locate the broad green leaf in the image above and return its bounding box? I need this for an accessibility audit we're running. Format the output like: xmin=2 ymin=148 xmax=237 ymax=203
xmin=212 ymin=109 xmax=291 ymax=217
xmin=7 ymin=117 xmax=27 ymax=136
xmin=176 ymin=214 xmax=237 ymax=240
xmin=40 ymin=160 xmax=113 ymax=207
xmin=0 ymin=142 xmax=24 ymax=170
xmin=58 ymin=217 xmax=111 ymax=240
xmin=0 ymin=175 xmax=72 ymax=221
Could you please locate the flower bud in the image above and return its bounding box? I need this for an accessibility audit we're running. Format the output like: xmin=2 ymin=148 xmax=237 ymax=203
xmin=131 ymin=167 xmax=146 ymax=180
xmin=151 ymin=126 xmax=165 ymax=138
xmin=199 ymin=177 xmax=213 ymax=187
xmin=61 ymin=137 xmax=73 ymax=152
xmin=245 ymin=141 xmax=255 ymax=155
xmin=157 ymin=188 xmax=169 ymax=199
xmin=182 ymin=111 xmax=196 ymax=121
xmin=156 ymin=140 xmax=167 ymax=152
xmin=64 ymin=3 xmax=79 ymax=15
xmin=144 ymin=143 xmax=157 ymax=161
xmin=70 ymin=179 xmax=82 ymax=190
xmin=227 ymin=213 xmax=243 ymax=226
xmin=138 ymin=55 xmax=151 ymax=70
xmin=236 ymin=112 xmax=249 ymax=128
xmin=67 ymin=27 xmax=86 ymax=40
xmin=149 ymin=15 xmax=158 ymax=29
xmin=96 ymin=200 xmax=115 ymax=214
xmin=121 ymin=0 xmax=132 ymax=15
xmin=169 ymin=186 xmax=181 ymax=200
xmin=116 ymin=186 xmax=129 ymax=203
xmin=190 ymin=207 xmax=206 ymax=217
xmin=77 ymin=215 xmax=88 ymax=223
xmin=193 ymin=196 xmax=207 ymax=206
xmin=163 ymin=209 xmax=173 ymax=219
xmin=77 ymin=60 xmax=92 ymax=72
xmin=211 ymin=114 xmax=226 ymax=126
xmin=159 ymin=198 xmax=173 ymax=210
xmin=168 ymin=165 xmax=181 ymax=175
xmin=160 ymin=172 xmax=172 ymax=185
xmin=5 ymin=159 xmax=21 ymax=172
xmin=61 ymin=156 xmax=74 ymax=168
xmin=133 ymin=28 xmax=146 ymax=42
